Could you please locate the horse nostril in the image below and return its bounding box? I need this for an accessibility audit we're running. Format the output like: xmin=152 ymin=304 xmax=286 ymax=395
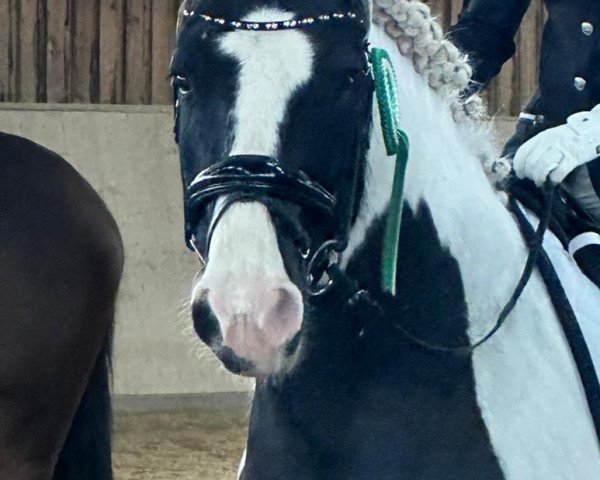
xmin=192 ymin=290 xmax=223 ymax=346
xmin=272 ymin=288 xmax=299 ymax=318
xmin=258 ymin=286 xmax=304 ymax=341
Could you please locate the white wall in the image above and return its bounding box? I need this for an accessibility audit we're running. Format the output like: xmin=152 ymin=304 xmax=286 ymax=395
xmin=0 ymin=103 xmax=252 ymax=395
xmin=0 ymin=103 xmax=515 ymax=395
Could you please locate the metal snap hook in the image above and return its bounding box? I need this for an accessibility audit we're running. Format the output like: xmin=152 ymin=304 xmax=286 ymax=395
xmin=306 ymin=239 xmax=342 ymax=296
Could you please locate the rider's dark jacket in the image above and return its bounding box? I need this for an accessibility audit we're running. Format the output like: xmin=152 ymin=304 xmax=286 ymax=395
xmin=449 ymin=0 xmax=600 ymax=223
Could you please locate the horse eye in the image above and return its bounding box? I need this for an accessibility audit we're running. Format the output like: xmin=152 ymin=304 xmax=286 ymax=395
xmin=346 ymin=68 xmax=367 ymax=85
xmin=173 ymin=75 xmax=192 ymax=95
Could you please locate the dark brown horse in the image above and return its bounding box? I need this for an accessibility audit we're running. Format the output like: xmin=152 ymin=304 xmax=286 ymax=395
xmin=0 ymin=132 xmax=123 ymax=480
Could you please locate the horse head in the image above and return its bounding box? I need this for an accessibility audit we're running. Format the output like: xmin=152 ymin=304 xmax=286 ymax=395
xmin=172 ymin=0 xmax=374 ymax=376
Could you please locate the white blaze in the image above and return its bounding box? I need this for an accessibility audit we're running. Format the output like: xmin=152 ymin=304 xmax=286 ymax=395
xmin=219 ymin=8 xmax=314 ymax=156
xmin=204 ymin=7 xmax=315 ymax=285
xmin=192 ymin=9 xmax=315 ymax=371
xmin=204 ymin=7 xmax=314 ymax=289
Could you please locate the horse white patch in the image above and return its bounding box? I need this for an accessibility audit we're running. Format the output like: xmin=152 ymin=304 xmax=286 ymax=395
xmin=219 ymin=8 xmax=314 ymax=157
xmin=353 ymin=25 xmax=600 ymax=479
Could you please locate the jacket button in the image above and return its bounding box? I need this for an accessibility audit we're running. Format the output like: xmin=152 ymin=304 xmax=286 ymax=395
xmin=574 ymin=77 xmax=587 ymax=91
xmin=582 ymin=22 xmax=594 ymax=36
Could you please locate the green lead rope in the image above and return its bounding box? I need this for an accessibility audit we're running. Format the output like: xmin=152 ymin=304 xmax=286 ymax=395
xmin=370 ymin=48 xmax=410 ymax=296
xmin=381 ymin=130 xmax=409 ymax=296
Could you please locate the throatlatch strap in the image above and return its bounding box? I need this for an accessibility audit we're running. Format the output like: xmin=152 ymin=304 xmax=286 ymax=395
xmin=370 ymin=48 xmax=410 ymax=295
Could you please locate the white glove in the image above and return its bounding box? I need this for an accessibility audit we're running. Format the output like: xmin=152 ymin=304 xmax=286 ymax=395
xmin=513 ymin=105 xmax=600 ymax=186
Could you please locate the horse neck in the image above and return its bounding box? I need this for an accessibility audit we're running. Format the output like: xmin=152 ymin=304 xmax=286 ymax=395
xmin=346 ymin=24 xmax=530 ymax=336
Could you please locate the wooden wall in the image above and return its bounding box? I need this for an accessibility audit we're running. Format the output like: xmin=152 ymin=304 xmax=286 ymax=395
xmin=0 ymin=0 xmax=545 ymax=114
xmin=428 ymin=0 xmax=546 ymax=116
xmin=0 ymin=0 xmax=180 ymax=104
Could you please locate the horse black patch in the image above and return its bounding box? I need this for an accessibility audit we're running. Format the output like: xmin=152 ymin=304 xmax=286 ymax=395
xmin=242 ymin=201 xmax=505 ymax=479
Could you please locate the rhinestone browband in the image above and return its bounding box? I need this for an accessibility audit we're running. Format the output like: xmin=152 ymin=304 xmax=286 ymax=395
xmin=181 ymin=9 xmax=363 ymax=31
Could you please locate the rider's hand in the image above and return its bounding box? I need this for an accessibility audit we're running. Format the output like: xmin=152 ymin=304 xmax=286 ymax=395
xmin=513 ymin=105 xmax=600 ymax=186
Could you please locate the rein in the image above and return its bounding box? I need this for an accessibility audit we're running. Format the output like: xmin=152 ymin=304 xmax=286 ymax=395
xmin=383 ymin=186 xmax=555 ymax=355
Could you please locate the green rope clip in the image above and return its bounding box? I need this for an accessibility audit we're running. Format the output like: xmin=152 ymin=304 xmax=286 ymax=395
xmin=370 ymin=48 xmax=410 ymax=296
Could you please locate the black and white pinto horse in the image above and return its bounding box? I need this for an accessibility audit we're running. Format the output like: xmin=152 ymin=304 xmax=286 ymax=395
xmin=172 ymin=1 xmax=600 ymax=478
xmin=0 ymin=133 xmax=123 ymax=480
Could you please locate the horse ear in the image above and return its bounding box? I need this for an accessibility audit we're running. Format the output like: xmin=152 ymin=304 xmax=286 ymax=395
xmin=357 ymin=0 xmax=372 ymax=36
xmin=178 ymin=0 xmax=191 ymax=14
xmin=176 ymin=0 xmax=193 ymax=36
xmin=363 ymin=0 xmax=372 ymax=21
xmin=349 ymin=0 xmax=372 ymax=28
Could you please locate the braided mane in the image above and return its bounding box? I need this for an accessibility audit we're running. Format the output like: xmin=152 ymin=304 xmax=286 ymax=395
xmin=373 ymin=0 xmax=485 ymax=121
xmin=373 ymin=0 xmax=510 ymax=180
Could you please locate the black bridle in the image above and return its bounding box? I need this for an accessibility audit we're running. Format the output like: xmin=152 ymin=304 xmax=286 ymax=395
xmin=174 ymin=9 xmax=370 ymax=295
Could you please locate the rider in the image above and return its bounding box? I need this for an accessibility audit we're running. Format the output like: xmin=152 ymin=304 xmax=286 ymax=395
xmin=448 ymin=0 xmax=600 ymax=288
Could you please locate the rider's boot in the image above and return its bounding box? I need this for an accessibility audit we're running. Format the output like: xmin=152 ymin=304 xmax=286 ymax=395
xmin=570 ymin=234 xmax=600 ymax=289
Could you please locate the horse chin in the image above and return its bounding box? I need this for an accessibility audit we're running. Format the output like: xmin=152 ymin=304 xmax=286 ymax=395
xmin=213 ymin=345 xmax=258 ymax=376
xmin=212 ymin=334 xmax=302 ymax=378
